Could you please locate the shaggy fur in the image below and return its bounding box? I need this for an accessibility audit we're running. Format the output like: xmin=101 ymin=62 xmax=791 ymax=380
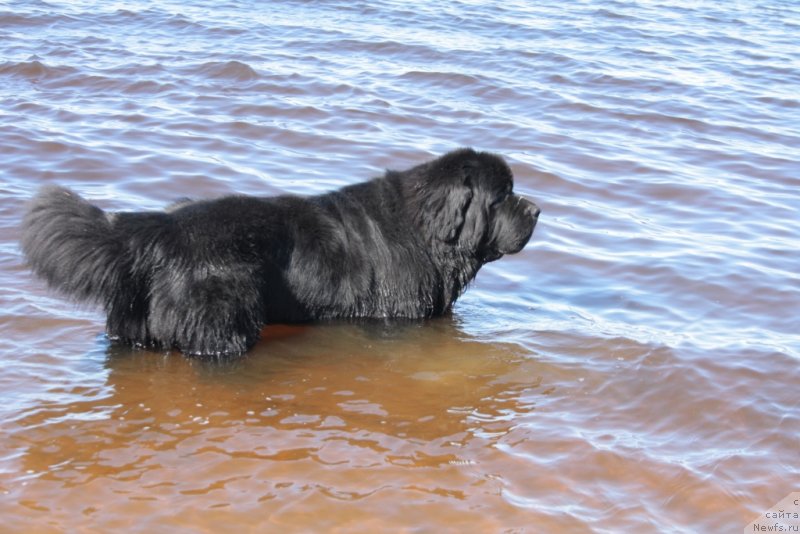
xmin=21 ymin=148 xmax=540 ymax=356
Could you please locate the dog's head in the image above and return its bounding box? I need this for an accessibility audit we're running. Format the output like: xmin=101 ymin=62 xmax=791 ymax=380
xmin=409 ymin=148 xmax=539 ymax=263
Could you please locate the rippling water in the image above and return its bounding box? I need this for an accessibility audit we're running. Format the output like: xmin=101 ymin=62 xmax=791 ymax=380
xmin=1 ymin=1 xmax=799 ymax=531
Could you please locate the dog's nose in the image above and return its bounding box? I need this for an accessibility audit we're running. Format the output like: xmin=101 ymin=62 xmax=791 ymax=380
xmin=522 ymin=199 xmax=540 ymax=218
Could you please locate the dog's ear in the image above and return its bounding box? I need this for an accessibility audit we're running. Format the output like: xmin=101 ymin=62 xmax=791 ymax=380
xmin=432 ymin=177 xmax=473 ymax=242
xmin=413 ymin=149 xmax=477 ymax=242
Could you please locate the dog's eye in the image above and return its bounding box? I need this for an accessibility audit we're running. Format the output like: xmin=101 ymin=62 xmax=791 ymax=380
xmin=491 ymin=192 xmax=509 ymax=208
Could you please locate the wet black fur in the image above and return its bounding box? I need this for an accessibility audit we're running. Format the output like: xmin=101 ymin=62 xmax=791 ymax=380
xmin=21 ymin=148 xmax=540 ymax=356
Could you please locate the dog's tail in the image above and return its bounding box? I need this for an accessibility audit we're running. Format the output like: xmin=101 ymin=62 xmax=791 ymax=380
xmin=21 ymin=185 xmax=125 ymax=305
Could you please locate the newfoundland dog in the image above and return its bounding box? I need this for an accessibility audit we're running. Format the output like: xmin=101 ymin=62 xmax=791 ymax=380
xmin=21 ymin=148 xmax=540 ymax=356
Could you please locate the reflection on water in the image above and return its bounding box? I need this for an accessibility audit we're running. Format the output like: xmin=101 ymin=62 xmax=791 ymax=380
xmin=1 ymin=0 xmax=799 ymax=531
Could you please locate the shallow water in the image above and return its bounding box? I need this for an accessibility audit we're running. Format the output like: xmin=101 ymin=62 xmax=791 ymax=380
xmin=1 ymin=0 xmax=799 ymax=532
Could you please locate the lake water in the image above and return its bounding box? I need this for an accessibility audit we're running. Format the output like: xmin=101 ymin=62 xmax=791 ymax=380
xmin=1 ymin=0 xmax=799 ymax=532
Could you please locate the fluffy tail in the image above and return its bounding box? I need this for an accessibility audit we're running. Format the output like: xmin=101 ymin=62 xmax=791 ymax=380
xmin=21 ymin=185 xmax=124 ymax=305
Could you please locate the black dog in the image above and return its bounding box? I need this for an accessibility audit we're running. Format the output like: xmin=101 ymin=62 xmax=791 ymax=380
xmin=21 ymin=148 xmax=539 ymax=356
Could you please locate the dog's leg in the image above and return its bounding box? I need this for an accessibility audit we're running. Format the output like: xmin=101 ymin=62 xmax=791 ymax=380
xmin=106 ymin=288 xmax=153 ymax=348
xmin=173 ymin=307 xmax=261 ymax=357
xmin=148 ymin=266 xmax=263 ymax=357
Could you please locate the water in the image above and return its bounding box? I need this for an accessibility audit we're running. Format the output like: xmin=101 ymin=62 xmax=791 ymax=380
xmin=1 ymin=0 xmax=799 ymax=531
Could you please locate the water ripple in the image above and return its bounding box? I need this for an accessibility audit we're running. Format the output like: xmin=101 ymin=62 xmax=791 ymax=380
xmin=1 ymin=0 xmax=799 ymax=532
